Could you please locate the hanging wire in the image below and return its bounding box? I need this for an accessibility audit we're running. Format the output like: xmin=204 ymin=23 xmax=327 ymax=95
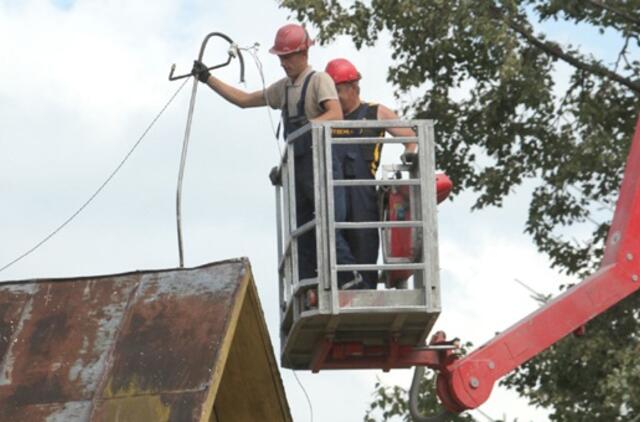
xmin=0 ymin=77 xmax=191 ymax=275
xmin=474 ymin=408 xmax=497 ymax=422
xmin=238 ymin=42 xmax=283 ymax=158
xmin=237 ymin=43 xmax=311 ymax=420
xmin=514 ymin=278 xmax=552 ymax=304
xmin=229 ymin=42 xmax=313 ymax=421
xmin=291 ymin=370 xmax=314 ymax=422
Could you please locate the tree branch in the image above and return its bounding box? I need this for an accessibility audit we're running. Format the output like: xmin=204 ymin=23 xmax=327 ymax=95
xmin=614 ymin=35 xmax=631 ymax=73
xmin=489 ymin=7 xmax=640 ymax=95
xmin=585 ymin=0 xmax=640 ymax=28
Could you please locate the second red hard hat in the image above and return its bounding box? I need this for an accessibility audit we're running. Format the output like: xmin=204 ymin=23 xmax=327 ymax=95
xmin=325 ymin=58 xmax=361 ymax=84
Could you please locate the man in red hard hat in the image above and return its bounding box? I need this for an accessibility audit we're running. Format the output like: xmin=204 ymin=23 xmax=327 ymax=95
xmin=325 ymin=58 xmax=417 ymax=289
xmin=192 ymin=25 xmax=360 ymax=288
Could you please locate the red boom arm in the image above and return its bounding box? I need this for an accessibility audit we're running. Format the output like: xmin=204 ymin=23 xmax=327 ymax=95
xmin=436 ymin=116 xmax=640 ymax=412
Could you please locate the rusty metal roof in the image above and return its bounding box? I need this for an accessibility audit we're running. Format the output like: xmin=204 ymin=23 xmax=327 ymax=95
xmin=0 ymin=258 xmax=291 ymax=421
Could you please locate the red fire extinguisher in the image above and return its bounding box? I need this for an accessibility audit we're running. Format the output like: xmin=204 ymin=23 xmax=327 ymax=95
xmin=384 ymin=173 xmax=453 ymax=287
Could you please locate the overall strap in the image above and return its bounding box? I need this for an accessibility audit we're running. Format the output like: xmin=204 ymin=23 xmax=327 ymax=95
xmin=281 ymin=71 xmax=316 ymax=138
xmin=295 ymin=71 xmax=316 ymax=117
xmin=281 ymin=84 xmax=291 ymax=138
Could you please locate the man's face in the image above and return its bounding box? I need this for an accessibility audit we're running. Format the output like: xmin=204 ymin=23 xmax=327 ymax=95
xmin=278 ymin=51 xmax=307 ymax=79
xmin=336 ymin=82 xmax=357 ymax=110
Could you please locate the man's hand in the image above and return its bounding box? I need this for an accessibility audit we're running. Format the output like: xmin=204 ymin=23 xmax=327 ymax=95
xmin=400 ymin=150 xmax=418 ymax=165
xmin=192 ymin=60 xmax=210 ymax=83
xmin=269 ymin=166 xmax=281 ymax=186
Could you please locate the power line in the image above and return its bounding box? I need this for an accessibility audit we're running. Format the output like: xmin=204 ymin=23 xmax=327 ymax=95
xmin=0 ymin=77 xmax=191 ymax=275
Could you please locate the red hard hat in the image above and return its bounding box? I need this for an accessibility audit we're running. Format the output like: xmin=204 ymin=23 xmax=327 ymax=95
xmin=325 ymin=58 xmax=361 ymax=84
xmin=269 ymin=24 xmax=314 ymax=56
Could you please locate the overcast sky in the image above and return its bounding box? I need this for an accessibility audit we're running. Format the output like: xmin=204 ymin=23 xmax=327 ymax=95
xmin=1 ymin=1 xmax=626 ymax=421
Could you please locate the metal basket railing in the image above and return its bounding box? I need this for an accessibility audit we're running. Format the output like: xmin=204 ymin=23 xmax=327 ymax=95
xmin=273 ymin=119 xmax=439 ymax=332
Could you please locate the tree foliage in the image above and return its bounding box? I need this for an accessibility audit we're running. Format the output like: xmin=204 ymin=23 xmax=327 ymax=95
xmin=365 ymin=373 xmax=477 ymax=422
xmin=278 ymin=0 xmax=640 ymax=420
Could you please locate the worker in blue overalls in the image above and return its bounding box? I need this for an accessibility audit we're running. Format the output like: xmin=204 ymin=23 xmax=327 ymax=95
xmin=191 ymin=25 xmax=361 ymax=288
xmin=325 ymin=58 xmax=418 ymax=289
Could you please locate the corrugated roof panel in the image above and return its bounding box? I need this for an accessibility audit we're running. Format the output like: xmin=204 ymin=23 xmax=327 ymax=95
xmin=0 ymin=258 xmax=291 ymax=421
